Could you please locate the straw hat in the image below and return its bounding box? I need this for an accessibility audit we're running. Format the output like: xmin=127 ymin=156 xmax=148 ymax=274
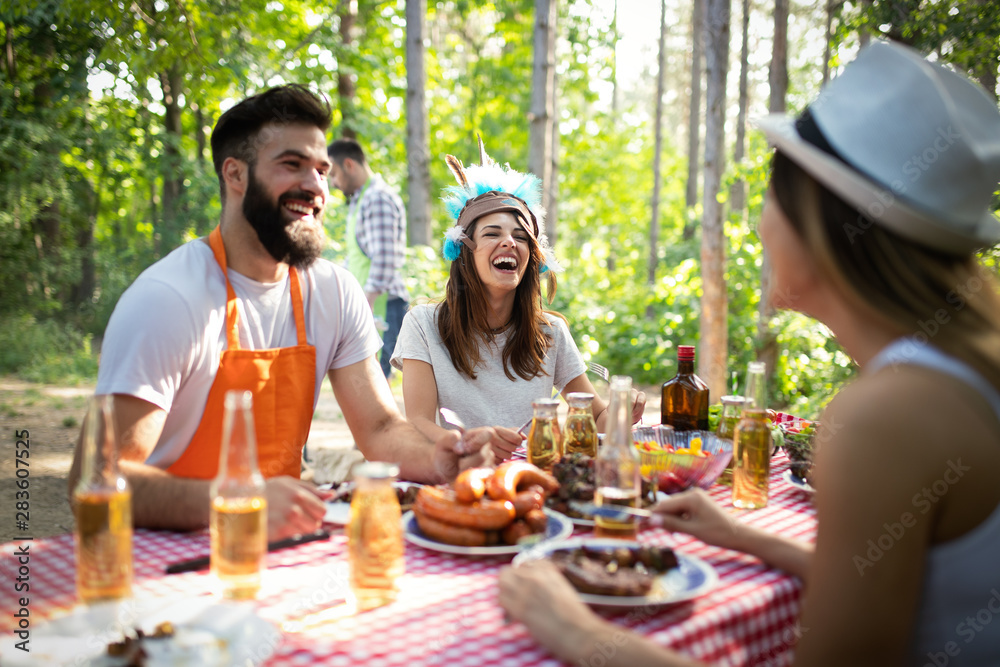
xmin=755 ymin=40 xmax=1000 ymax=255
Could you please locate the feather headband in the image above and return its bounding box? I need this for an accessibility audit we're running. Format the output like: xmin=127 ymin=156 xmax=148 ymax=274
xmin=441 ymin=138 xmax=563 ymax=279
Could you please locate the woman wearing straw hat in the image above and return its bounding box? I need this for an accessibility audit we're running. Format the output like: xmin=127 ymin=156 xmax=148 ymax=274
xmin=500 ymin=41 xmax=1000 ymax=665
xmin=390 ymin=141 xmax=645 ymax=461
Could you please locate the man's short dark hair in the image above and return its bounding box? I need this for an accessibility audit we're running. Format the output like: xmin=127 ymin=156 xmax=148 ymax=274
xmin=327 ymin=138 xmax=367 ymax=167
xmin=210 ymin=84 xmax=332 ymax=196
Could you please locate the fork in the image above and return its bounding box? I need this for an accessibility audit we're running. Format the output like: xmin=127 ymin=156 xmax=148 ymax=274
xmin=587 ymin=361 xmax=610 ymax=382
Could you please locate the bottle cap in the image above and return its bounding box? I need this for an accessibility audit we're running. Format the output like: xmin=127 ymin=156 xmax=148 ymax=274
xmin=677 ymin=345 xmax=696 ymax=360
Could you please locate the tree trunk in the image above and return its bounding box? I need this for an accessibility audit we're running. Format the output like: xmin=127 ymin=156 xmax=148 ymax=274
xmin=611 ymin=0 xmax=620 ymax=117
xmin=195 ymin=106 xmax=207 ymax=167
xmin=729 ymin=0 xmax=750 ymax=217
xmin=549 ymin=66 xmax=560 ymax=236
xmin=405 ymin=0 xmax=432 ymax=246
xmin=649 ymin=0 xmax=668 ymax=286
xmin=529 ymin=0 xmax=557 ymax=244
xmin=338 ymin=0 xmax=359 ymax=139
xmin=683 ymin=0 xmax=705 ymax=240
xmin=4 ymin=25 xmax=15 ymax=80
xmin=858 ymin=0 xmax=873 ymax=48
xmin=70 ymin=179 xmax=98 ymax=309
xmin=972 ymin=0 xmax=998 ymax=101
xmin=756 ymin=0 xmax=788 ymax=381
xmin=700 ymin=0 xmax=730 ymax=399
xmin=159 ymin=65 xmax=184 ymax=253
xmin=822 ymin=1 xmax=834 ymax=85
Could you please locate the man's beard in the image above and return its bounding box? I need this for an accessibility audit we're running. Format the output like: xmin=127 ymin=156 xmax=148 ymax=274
xmin=243 ymin=168 xmax=325 ymax=268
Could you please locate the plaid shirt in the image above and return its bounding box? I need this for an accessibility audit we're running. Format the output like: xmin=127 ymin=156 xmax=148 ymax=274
xmin=349 ymin=174 xmax=409 ymax=301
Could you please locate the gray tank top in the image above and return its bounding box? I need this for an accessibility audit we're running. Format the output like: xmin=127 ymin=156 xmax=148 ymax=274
xmin=868 ymin=339 xmax=1000 ymax=666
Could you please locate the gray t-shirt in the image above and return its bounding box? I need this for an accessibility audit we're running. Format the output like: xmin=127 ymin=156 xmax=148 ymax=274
xmin=390 ymin=303 xmax=587 ymax=429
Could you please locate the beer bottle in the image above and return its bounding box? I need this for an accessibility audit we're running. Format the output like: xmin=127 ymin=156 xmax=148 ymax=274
xmin=348 ymin=462 xmax=404 ymax=611
xmin=595 ymin=376 xmax=641 ymax=539
xmin=73 ymin=394 xmax=133 ymax=604
xmin=210 ymin=390 xmax=267 ymax=599
xmin=732 ymin=362 xmax=772 ymax=509
xmin=660 ymin=345 xmax=710 ymax=431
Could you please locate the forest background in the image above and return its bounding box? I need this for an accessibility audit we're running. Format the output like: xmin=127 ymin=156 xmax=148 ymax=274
xmin=2 ymin=0 xmax=999 ymax=419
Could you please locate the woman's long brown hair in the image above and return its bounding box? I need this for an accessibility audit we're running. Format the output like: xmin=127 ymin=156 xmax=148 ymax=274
xmin=436 ymin=218 xmax=553 ymax=381
xmin=770 ymin=150 xmax=1000 ymax=390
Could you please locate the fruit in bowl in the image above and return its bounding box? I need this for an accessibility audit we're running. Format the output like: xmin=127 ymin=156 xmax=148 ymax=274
xmin=633 ymin=428 xmax=733 ymax=494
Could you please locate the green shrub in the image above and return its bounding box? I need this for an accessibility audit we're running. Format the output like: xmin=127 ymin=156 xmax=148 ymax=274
xmin=0 ymin=314 xmax=99 ymax=385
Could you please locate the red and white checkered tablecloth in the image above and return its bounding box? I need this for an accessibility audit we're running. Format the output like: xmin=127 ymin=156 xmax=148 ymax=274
xmin=1 ymin=454 xmax=815 ymax=666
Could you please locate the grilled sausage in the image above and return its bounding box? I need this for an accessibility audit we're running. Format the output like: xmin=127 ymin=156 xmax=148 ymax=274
xmin=413 ymin=509 xmax=489 ymax=547
xmin=486 ymin=461 xmax=560 ymax=502
xmin=454 ymin=467 xmax=495 ymax=504
xmin=414 ymin=485 xmax=515 ymax=530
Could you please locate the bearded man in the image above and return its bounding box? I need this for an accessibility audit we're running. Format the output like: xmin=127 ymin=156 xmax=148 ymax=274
xmin=69 ymin=85 xmax=484 ymax=541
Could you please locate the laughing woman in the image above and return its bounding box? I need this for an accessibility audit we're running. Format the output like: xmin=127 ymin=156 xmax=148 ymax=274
xmin=390 ymin=142 xmax=644 ymax=461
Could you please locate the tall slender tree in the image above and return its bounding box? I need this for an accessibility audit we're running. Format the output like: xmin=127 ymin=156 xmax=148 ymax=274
xmin=529 ymin=0 xmax=557 ymax=244
xmin=337 ymin=0 xmax=359 ymax=138
xmin=406 ymin=0 xmax=431 ymax=246
xmin=648 ymin=0 xmax=668 ymax=286
xmin=729 ymin=0 xmax=751 ymax=217
xmin=683 ymin=0 xmax=705 ymax=240
xmin=700 ymin=0 xmax=731 ymax=398
xmin=756 ymin=0 xmax=788 ymax=380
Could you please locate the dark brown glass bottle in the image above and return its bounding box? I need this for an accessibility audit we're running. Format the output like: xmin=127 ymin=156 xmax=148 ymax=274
xmin=660 ymin=345 xmax=710 ymax=431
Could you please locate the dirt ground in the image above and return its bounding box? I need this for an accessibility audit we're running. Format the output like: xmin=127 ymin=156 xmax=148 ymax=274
xmin=0 ymin=379 xmax=90 ymax=542
xmin=0 ymin=376 xmax=660 ymax=543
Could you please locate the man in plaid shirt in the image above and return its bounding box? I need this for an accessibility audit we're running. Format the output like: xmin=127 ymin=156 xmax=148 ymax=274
xmin=328 ymin=139 xmax=410 ymax=378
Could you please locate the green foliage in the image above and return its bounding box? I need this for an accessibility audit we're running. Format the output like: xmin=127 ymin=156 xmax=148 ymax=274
xmin=0 ymin=314 xmax=99 ymax=385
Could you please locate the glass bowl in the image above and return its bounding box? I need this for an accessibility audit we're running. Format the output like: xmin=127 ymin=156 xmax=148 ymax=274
xmin=633 ymin=428 xmax=733 ymax=494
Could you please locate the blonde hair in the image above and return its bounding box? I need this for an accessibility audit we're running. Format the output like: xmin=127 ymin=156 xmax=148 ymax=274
xmin=771 ymin=150 xmax=1000 ymax=389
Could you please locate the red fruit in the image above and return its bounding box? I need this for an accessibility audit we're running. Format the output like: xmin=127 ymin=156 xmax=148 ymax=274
xmin=657 ymin=471 xmax=686 ymax=494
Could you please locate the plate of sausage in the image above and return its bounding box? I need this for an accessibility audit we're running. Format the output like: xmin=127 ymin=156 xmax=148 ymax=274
xmin=402 ymin=461 xmax=574 ymax=556
xmin=513 ymin=538 xmax=718 ymax=607
xmin=402 ymin=507 xmax=573 ymax=556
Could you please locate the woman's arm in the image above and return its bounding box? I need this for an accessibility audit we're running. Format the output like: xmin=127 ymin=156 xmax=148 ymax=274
xmin=562 ymin=373 xmax=646 ymax=431
xmin=400 ymin=358 xmax=521 ymax=461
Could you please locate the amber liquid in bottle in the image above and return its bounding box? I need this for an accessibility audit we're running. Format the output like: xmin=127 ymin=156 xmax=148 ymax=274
xmin=348 ymin=463 xmax=404 ymax=611
xmin=74 ymin=489 xmax=133 ymax=603
xmin=562 ymin=392 xmax=598 ymax=457
xmin=732 ymin=408 xmax=772 ymax=509
xmin=594 ymin=486 xmax=640 ymax=539
xmin=660 ymin=346 xmax=710 ymax=431
xmin=528 ymin=398 xmax=561 ymax=471
xmin=210 ymin=496 xmax=267 ymax=599
xmin=595 ymin=377 xmax=641 ymax=540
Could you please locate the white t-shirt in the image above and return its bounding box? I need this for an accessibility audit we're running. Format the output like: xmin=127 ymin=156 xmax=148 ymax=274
xmin=96 ymin=238 xmax=383 ymax=468
xmin=390 ymin=303 xmax=587 ymax=429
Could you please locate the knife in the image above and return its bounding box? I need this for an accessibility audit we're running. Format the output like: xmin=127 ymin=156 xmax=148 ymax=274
xmin=165 ymin=528 xmax=332 ymax=574
xmin=569 ymin=501 xmax=653 ymax=521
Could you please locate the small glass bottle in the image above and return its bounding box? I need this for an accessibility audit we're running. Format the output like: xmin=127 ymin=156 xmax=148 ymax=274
xmin=732 ymin=362 xmax=772 ymax=509
xmin=73 ymin=394 xmax=133 ymax=604
xmin=660 ymin=345 xmax=711 ymax=431
xmin=595 ymin=376 xmax=641 ymax=539
xmin=527 ymin=398 xmax=562 ymax=470
xmin=210 ymin=390 xmax=267 ymax=600
xmin=348 ymin=462 xmax=404 ymax=611
xmin=716 ymin=395 xmax=749 ymax=486
xmin=563 ymin=392 xmax=598 ymax=457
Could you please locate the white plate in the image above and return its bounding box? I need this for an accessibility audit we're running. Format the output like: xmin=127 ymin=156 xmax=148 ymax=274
xmin=783 ymin=469 xmax=816 ymax=495
xmin=0 ymin=596 xmax=279 ymax=666
xmin=514 ymin=537 xmax=718 ymax=607
xmin=323 ymin=481 xmax=423 ymax=525
xmin=402 ymin=508 xmax=573 ymax=556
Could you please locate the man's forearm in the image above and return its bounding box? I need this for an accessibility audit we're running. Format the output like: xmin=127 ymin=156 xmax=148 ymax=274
xmin=361 ymin=417 xmax=444 ymax=484
xmin=119 ymin=460 xmax=212 ymax=531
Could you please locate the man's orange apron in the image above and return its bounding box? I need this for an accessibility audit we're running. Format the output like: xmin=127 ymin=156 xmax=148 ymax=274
xmin=167 ymin=226 xmax=316 ymax=480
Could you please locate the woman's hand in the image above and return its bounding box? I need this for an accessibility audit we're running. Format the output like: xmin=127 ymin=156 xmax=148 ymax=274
xmin=498 ymin=561 xmax=604 ymax=664
xmin=630 ymin=388 xmax=647 ymax=424
xmin=456 ymin=425 xmax=521 ymax=462
xmin=650 ymin=488 xmax=745 ymax=551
